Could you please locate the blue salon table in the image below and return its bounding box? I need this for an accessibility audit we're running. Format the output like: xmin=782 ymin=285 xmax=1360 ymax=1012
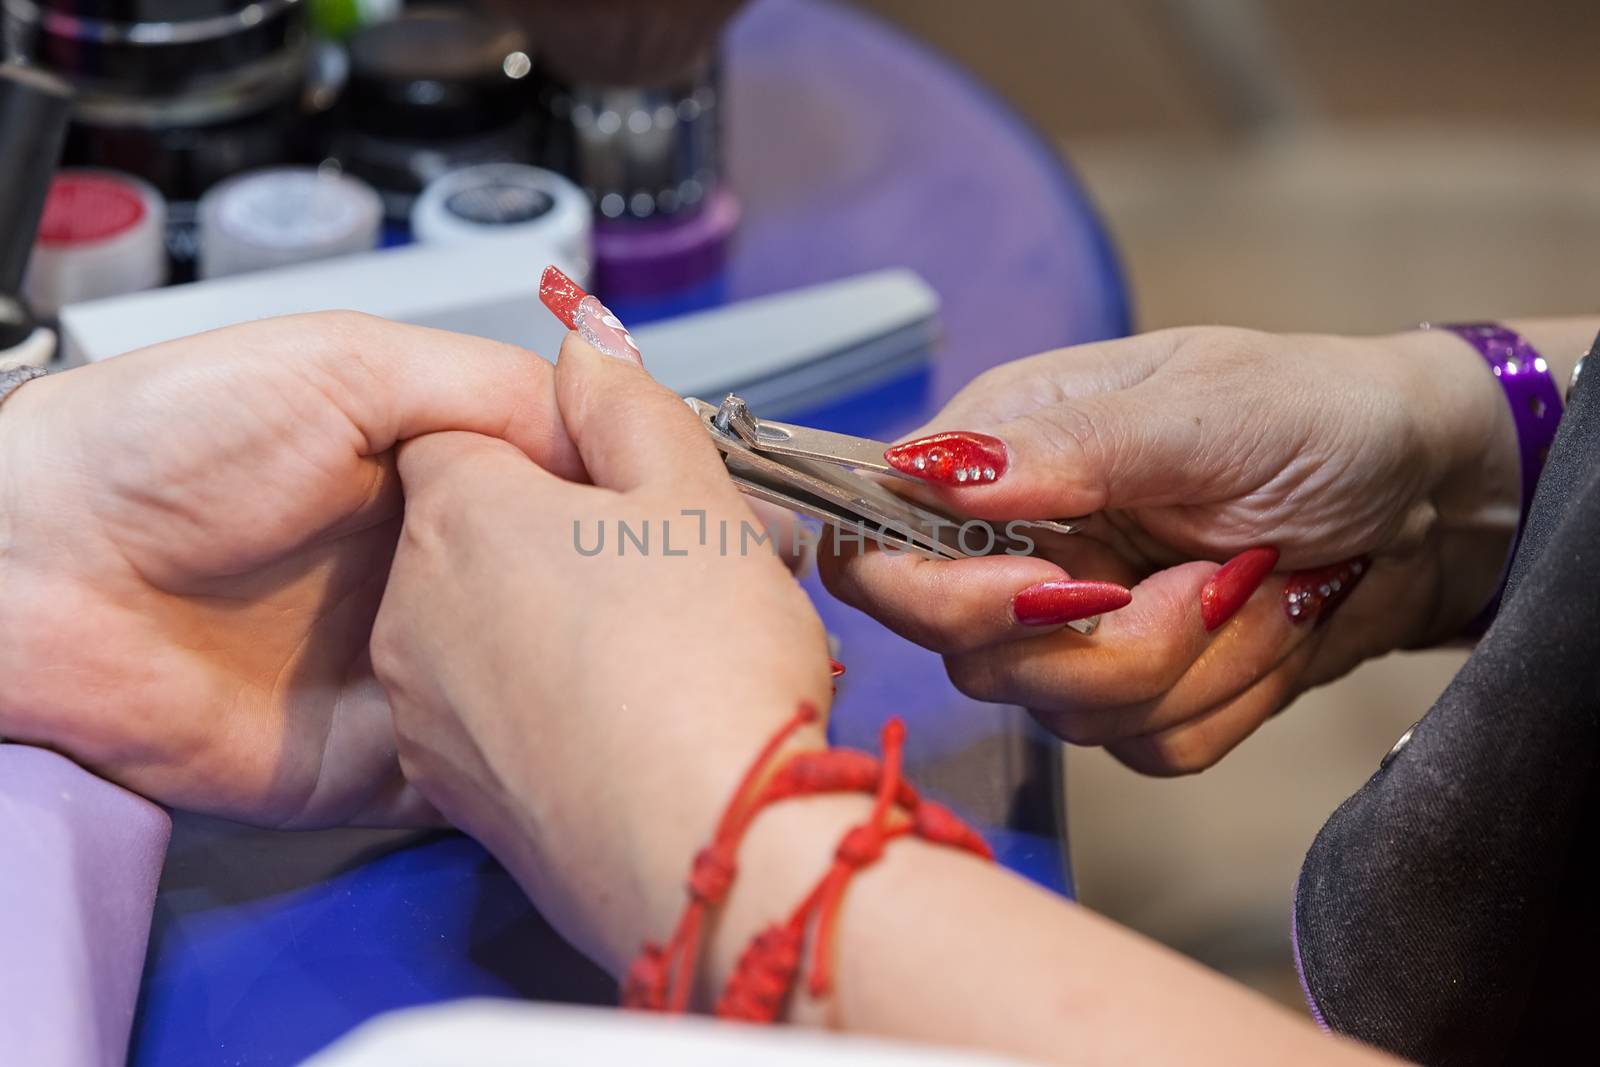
xmin=128 ymin=0 xmax=1128 ymax=1062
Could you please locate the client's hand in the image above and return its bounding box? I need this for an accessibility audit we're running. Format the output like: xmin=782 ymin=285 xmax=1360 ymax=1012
xmin=0 ymin=313 xmax=583 ymax=826
xmin=821 ymin=326 xmax=1520 ymax=774
xmin=372 ymin=327 xmax=832 ymax=969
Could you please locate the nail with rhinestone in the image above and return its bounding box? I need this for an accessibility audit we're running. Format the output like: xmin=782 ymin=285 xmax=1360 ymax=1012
xmin=884 ymin=431 xmax=1009 ymax=487
xmin=1283 ymin=557 xmax=1369 ymax=625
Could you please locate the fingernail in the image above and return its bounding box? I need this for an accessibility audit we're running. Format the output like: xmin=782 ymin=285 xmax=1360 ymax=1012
xmin=884 ymin=431 xmax=1008 ymax=486
xmin=1284 ymin=557 xmax=1368 ymax=624
xmin=829 ymin=658 xmax=846 ymax=678
xmin=1012 ymin=579 xmax=1132 ymax=627
xmin=539 ymin=265 xmax=586 ymax=327
xmin=1199 ymin=546 xmax=1280 ymax=631
xmin=538 ymin=265 xmax=642 ymax=364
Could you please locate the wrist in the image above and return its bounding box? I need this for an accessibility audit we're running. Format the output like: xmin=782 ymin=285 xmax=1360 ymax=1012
xmin=489 ymin=698 xmax=834 ymax=974
xmin=0 ymin=372 xmax=43 ymax=730
xmin=625 ymin=716 xmax=834 ymax=931
xmin=0 ymin=371 xmax=33 ymax=552
xmin=703 ymin=789 xmax=880 ymax=1018
xmin=1387 ymin=328 xmax=1520 ymax=639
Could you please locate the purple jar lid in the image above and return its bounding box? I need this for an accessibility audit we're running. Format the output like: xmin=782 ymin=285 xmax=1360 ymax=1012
xmin=592 ymin=186 xmax=739 ymax=300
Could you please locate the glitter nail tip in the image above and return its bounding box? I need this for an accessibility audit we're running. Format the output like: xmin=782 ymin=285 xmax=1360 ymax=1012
xmin=538 ymin=264 xmax=586 ymax=329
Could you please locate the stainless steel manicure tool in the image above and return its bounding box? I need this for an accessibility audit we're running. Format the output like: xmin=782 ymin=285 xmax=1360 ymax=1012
xmin=689 ymin=394 xmax=1103 ymax=633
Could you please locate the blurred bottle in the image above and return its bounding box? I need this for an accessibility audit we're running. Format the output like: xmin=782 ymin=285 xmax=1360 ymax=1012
xmin=25 ymin=170 xmax=168 ymax=317
xmin=322 ymin=5 xmax=540 ymax=241
xmin=197 ymin=165 xmax=382 ymax=278
xmin=538 ymin=58 xmax=737 ymax=324
xmin=1 ymin=0 xmax=324 ymax=280
xmin=410 ymin=162 xmax=592 ymax=282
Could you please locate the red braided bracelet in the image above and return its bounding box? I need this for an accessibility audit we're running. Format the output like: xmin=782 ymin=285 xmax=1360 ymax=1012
xmin=620 ymin=703 xmax=821 ymax=1012
xmin=622 ymin=694 xmax=993 ymax=1021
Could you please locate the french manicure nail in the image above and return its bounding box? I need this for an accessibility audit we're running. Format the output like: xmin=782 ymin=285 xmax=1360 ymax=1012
xmin=1199 ymin=546 xmax=1280 ymax=631
xmin=1284 ymin=557 xmax=1369 ymax=624
xmin=574 ymin=295 xmax=642 ymax=363
xmin=884 ymin=431 xmax=1008 ymax=486
xmin=538 ymin=265 xmax=642 ymax=363
xmin=1013 ymin=579 xmax=1132 ymax=627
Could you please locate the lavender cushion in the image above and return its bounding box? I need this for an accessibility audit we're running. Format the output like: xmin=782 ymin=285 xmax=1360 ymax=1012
xmin=0 ymin=745 xmax=170 ymax=1066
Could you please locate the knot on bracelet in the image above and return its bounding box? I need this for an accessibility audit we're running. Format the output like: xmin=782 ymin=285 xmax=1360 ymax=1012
xmin=716 ymin=922 xmax=805 ymax=1023
xmin=690 ymin=845 xmax=738 ymax=903
xmin=621 ymin=942 xmax=670 ymax=1011
xmin=836 ymin=824 xmax=887 ymax=867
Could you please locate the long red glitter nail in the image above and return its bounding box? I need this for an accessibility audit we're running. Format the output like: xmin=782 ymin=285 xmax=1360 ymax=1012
xmin=884 ymin=431 xmax=1009 ymax=486
xmin=539 ymin=264 xmax=586 ymax=329
xmin=1283 ymin=557 xmax=1369 ymax=624
xmin=1012 ymin=579 xmax=1132 ymax=627
xmin=538 ymin=264 xmax=642 ymax=363
xmin=1199 ymin=546 xmax=1279 ymax=631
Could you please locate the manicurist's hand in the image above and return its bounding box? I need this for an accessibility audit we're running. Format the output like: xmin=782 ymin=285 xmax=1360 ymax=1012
xmin=0 ymin=313 xmax=583 ymax=826
xmin=371 ymin=324 xmax=833 ymax=969
xmin=821 ymin=323 xmax=1582 ymax=774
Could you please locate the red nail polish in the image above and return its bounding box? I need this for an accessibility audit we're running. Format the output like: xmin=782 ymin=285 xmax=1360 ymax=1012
xmin=829 ymin=658 xmax=846 ymax=678
xmin=1013 ymin=579 xmax=1132 ymax=627
xmin=884 ymin=431 xmax=1008 ymax=486
xmin=1199 ymin=546 xmax=1280 ymax=631
xmin=1284 ymin=557 xmax=1369 ymax=624
xmin=538 ymin=265 xmax=642 ymax=363
xmin=539 ymin=264 xmax=586 ymax=329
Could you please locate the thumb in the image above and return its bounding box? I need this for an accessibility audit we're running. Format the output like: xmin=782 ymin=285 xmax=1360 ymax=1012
xmin=889 ymin=383 xmax=1210 ymax=518
xmin=395 ymin=430 xmax=560 ymax=508
xmin=540 ymin=267 xmax=731 ymax=494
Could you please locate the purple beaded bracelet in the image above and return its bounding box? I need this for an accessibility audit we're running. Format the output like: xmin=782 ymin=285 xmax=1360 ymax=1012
xmin=1430 ymin=322 xmax=1566 ymax=632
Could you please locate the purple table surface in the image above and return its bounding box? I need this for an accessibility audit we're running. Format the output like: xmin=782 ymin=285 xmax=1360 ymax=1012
xmin=3 ymin=1 xmax=1130 ymax=1064
xmin=0 ymin=746 xmax=170 ymax=1067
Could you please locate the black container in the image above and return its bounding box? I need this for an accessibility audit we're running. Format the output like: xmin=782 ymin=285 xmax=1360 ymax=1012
xmin=4 ymin=0 xmax=305 ymax=97
xmin=536 ymin=58 xmax=724 ymax=223
xmin=3 ymin=0 xmax=318 ymax=278
xmin=324 ymin=5 xmax=540 ymax=225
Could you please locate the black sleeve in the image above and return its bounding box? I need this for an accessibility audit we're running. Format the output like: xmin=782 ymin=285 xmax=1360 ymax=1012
xmin=1293 ymin=338 xmax=1600 ymax=1065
